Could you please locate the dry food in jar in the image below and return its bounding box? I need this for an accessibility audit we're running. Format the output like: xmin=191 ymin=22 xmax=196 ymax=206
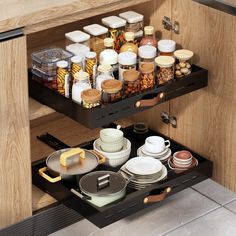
xmin=119 ymin=11 xmax=144 ymax=33
xmin=140 ymin=26 xmax=157 ymax=47
xmin=56 ymin=60 xmax=70 ymax=97
xmin=72 ymin=71 xmax=91 ymax=104
xmin=174 ymin=49 xmax=194 ymax=78
xmin=71 ymin=56 xmax=83 ymax=84
xmin=85 ymin=52 xmax=97 ymax=87
xmin=158 ymin=39 xmax=176 ymax=56
xmin=101 ymin=79 xmax=123 ymax=104
xmin=155 ymin=56 xmax=175 ymax=85
xmin=65 ymin=30 xmax=90 ymax=47
xmin=83 ymin=24 xmax=108 ymax=58
xmin=123 ymin=70 xmax=140 ymax=97
xmin=95 ymin=64 xmax=114 ymax=91
xmin=102 ymin=16 xmax=126 ymax=53
xmin=81 ymin=89 xmax=101 ymax=108
xmin=118 ymin=51 xmax=137 ymax=81
xmin=139 ymin=63 xmax=155 ymax=91
xmin=138 ymin=45 xmax=157 ymax=68
xmin=32 ymin=75 xmax=58 ymax=91
xmin=120 ymin=32 xmax=138 ymax=54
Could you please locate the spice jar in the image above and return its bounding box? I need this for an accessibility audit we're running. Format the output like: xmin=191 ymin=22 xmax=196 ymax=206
xmin=139 ymin=63 xmax=155 ymax=91
xmin=65 ymin=30 xmax=90 ymax=47
xmin=95 ymin=64 xmax=114 ymax=91
xmin=85 ymin=52 xmax=97 ymax=87
xmin=56 ymin=60 xmax=70 ymax=98
xmin=99 ymin=38 xmax=118 ymax=76
xmin=101 ymin=79 xmax=123 ymax=104
xmin=123 ymin=70 xmax=140 ymax=97
xmin=71 ymin=55 xmax=83 ymax=84
xmin=120 ymin=32 xmax=138 ymax=54
xmin=118 ymin=51 xmax=137 ymax=81
xmin=155 ymin=56 xmax=175 ymax=85
xmin=72 ymin=71 xmax=91 ymax=104
xmin=83 ymin=24 xmax=108 ymax=58
xmin=158 ymin=39 xmax=176 ymax=56
xmin=140 ymin=26 xmax=157 ymax=47
xmin=138 ymin=45 xmax=157 ymax=68
xmin=119 ymin=11 xmax=144 ymax=33
xmin=102 ymin=16 xmax=126 ymax=53
xmin=81 ymin=89 xmax=101 ymax=108
xmin=174 ymin=49 xmax=194 ymax=78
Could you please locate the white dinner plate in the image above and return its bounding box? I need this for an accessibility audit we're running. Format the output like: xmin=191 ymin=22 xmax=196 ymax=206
xmin=142 ymin=145 xmax=169 ymax=156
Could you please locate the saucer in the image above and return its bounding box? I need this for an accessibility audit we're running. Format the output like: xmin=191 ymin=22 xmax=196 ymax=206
xmin=137 ymin=146 xmax=171 ymax=161
xmin=141 ymin=145 xmax=169 ymax=156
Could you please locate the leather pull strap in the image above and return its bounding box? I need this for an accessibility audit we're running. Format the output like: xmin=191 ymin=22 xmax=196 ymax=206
xmin=136 ymin=92 xmax=165 ymax=108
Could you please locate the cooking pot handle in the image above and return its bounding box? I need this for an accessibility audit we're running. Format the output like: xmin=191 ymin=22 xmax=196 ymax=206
xmin=60 ymin=148 xmax=85 ymax=167
xmin=143 ymin=187 xmax=171 ymax=204
xmin=38 ymin=167 xmax=62 ymax=183
xmin=135 ymin=92 xmax=165 ymax=108
xmin=91 ymin=150 xmax=106 ymax=164
xmin=119 ymin=168 xmax=134 ymax=183
xmin=71 ymin=188 xmax=91 ymax=200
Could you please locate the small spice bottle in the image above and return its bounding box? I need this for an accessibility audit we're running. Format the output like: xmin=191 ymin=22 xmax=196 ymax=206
xmin=138 ymin=45 xmax=157 ymax=68
xmin=120 ymin=32 xmax=138 ymax=54
xmin=95 ymin=64 xmax=114 ymax=91
xmin=118 ymin=51 xmax=137 ymax=81
xmin=71 ymin=55 xmax=83 ymax=84
xmin=139 ymin=63 xmax=155 ymax=91
xmin=81 ymin=89 xmax=101 ymax=108
xmin=158 ymin=39 xmax=176 ymax=56
xmin=72 ymin=71 xmax=91 ymax=104
xmin=140 ymin=26 xmax=157 ymax=47
xmin=56 ymin=60 xmax=70 ymax=98
xmin=123 ymin=70 xmax=140 ymax=97
xmin=174 ymin=49 xmax=194 ymax=78
xmin=102 ymin=16 xmax=126 ymax=53
xmin=85 ymin=52 xmax=97 ymax=87
xmin=155 ymin=56 xmax=175 ymax=85
xmin=101 ymin=79 xmax=123 ymax=104
xmin=65 ymin=30 xmax=90 ymax=47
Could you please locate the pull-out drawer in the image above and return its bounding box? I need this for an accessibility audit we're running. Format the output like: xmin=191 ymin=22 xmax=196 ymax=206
xmin=32 ymin=125 xmax=212 ymax=228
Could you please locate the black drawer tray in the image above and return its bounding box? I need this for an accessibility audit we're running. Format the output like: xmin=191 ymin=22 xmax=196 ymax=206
xmin=32 ymin=125 xmax=213 ymax=228
xmin=28 ymin=65 xmax=208 ymax=129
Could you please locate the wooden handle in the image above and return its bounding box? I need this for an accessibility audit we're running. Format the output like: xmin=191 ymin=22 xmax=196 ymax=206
xmin=136 ymin=92 xmax=165 ymax=108
xmin=143 ymin=187 xmax=171 ymax=204
xmin=60 ymin=148 xmax=85 ymax=167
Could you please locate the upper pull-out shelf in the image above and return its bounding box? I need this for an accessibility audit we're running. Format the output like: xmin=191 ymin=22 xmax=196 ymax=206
xmin=28 ymin=65 xmax=208 ymax=129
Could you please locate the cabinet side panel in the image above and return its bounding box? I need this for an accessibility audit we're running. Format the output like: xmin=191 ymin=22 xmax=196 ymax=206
xmin=170 ymin=0 xmax=236 ymax=190
xmin=0 ymin=36 xmax=32 ymax=228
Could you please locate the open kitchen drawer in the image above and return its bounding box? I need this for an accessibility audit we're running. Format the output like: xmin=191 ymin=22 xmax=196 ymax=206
xmin=32 ymin=124 xmax=212 ymax=228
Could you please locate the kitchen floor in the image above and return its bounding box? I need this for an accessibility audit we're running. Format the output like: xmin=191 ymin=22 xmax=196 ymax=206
xmin=49 ymin=179 xmax=236 ymax=236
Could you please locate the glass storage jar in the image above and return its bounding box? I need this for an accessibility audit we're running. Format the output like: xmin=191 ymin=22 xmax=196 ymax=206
xmin=118 ymin=51 xmax=137 ymax=81
xmin=102 ymin=16 xmax=126 ymax=53
xmin=158 ymin=39 xmax=176 ymax=56
xmin=139 ymin=63 xmax=155 ymax=91
xmin=120 ymin=32 xmax=138 ymax=54
xmin=138 ymin=45 xmax=157 ymax=68
xmin=65 ymin=30 xmax=90 ymax=47
xmin=119 ymin=11 xmax=144 ymax=33
xmin=72 ymin=71 xmax=91 ymax=104
xmin=101 ymin=79 xmax=123 ymax=104
xmin=123 ymin=70 xmax=140 ymax=97
xmin=95 ymin=64 xmax=114 ymax=91
xmin=134 ymin=30 xmax=144 ymax=44
xmin=71 ymin=55 xmax=83 ymax=84
xmin=85 ymin=52 xmax=97 ymax=87
xmin=155 ymin=56 xmax=175 ymax=85
xmin=81 ymin=89 xmax=101 ymax=108
xmin=83 ymin=24 xmax=108 ymax=58
xmin=140 ymin=26 xmax=157 ymax=48
xmin=174 ymin=49 xmax=194 ymax=78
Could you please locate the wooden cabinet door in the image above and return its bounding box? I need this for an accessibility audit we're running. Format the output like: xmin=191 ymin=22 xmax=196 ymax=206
xmin=170 ymin=0 xmax=236 ymax=190
xmin=0 ymin=36 xmax=32 ymax=228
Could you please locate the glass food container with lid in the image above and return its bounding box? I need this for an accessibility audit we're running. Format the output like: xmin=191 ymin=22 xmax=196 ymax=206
xmin=95 ymin=64 xmax=114 ymax=91
xmin=81 ymin=89 xmax=101 ymax=108
xmin=65 ymin=30 xmax=90 ymax=47
xmin=71 ymin=55 xmax=83 ymax=84
xmin=158 ymin=39 xmax=176 ymax=56
xmin=139 ymin=63 xmax=155 ymax=91
xmin=138 ymin=45 xmax=157 ymax=68
xmin=85 ymin=52 xmax=97 ymax=87
xmin=140 ymin=26 xmax=157 ymax=47
xmin=174 ymin=49 xmax=194 ymax=78
xmin=123 ymin=69 xmax=140 ymax=97
xmin=83 ymin=24 xmax=108 ymax=58
xmin=101 ymin=16 xmax=126 ymax=53
xmin=120 ymin=32 xmax=138 ymax=54
xmin=155 ymin=56 xmax=175 ymax=85
xmin=119 ymin=11 xmax=144 ymax=33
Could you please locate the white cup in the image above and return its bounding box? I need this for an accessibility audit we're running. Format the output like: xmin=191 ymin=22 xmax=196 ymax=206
xmin=145 ymin=136 xmax=170 ymax=154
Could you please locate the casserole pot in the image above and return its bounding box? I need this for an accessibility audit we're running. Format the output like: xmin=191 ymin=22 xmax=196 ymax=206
xmin=71 ymin=170 xmax=130 ymax=207
xmin=38 ymin=148 xmax=105 ymax=183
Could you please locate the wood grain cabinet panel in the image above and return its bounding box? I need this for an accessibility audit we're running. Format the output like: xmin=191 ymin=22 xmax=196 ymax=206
xmin=0 ymin=36 xmax=32 ymax=228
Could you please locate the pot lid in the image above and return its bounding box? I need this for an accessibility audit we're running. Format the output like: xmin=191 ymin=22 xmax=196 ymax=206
xmin=46 ymin=148 xmax=100 ymax=175
xmin=79 ymin=171 xmax=127 ymax=196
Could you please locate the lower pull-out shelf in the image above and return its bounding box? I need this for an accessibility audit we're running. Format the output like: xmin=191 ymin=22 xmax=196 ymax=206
xmin=32 ymin=125 xmax=213 ymax=228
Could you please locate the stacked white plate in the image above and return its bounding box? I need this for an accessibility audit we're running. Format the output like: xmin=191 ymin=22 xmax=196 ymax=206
xmin=137 ymin=145 xmax=171 ymax=162
xmin=119 ymin=156 xmax=167 ymax=190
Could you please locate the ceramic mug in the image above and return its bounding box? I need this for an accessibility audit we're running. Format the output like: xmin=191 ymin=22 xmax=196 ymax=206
xmin=145 ymin=136 xmax=170 ymax=153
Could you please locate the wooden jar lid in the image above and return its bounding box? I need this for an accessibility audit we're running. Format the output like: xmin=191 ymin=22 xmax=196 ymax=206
xmin=123 ymin=70 xmax=139 ymax=82
xmin=140 ymin=63 xmax=154 ymax=73
xmin=81 ymin=89 xmax=101 ymax=103
xmin=101 ymin=79 xmax=122 ymax=93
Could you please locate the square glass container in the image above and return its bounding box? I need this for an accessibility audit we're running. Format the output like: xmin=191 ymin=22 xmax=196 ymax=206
xmin=65 ymin=30 xmax=90 ymax=47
